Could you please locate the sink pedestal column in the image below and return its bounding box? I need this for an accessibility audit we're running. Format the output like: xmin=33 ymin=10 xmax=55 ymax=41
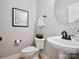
xmin=59 ymin=51 xmax=69 ymax=59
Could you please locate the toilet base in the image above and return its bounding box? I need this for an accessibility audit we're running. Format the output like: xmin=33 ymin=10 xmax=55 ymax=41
xmin=21 ymin=50 xmax=40 ymax=59
xmin=32 ymin=52 xmax=39 ymax=59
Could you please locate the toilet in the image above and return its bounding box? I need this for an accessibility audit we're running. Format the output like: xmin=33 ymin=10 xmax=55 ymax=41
xmin=21 ymin=38 xmax=45 ymax=59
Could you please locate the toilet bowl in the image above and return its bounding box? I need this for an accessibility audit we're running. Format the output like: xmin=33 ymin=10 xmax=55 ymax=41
xmin=21 ymin=46 xmax=39 ymax=59
xmin=21 ymin=38 xmax=45 ymax=59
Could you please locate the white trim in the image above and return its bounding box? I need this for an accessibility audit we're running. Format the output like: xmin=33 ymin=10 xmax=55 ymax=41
xmin=1 ymin=53 xmax=21 ymax=59
xmin=40 ymin=53 xmax=49 ymax=59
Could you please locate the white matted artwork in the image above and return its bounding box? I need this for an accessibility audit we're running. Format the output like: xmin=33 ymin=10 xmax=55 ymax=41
xmin=12 ymin=8 xmax=29 ymax=27
xmin=68 ymin=2 xmax=79 ymax=23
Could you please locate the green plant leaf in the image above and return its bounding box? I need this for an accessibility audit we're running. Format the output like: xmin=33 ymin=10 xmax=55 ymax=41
xmin=36 ymin=34 xmax=43 ymax=39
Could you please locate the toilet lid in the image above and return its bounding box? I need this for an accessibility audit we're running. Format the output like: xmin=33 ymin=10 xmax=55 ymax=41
xmin=21 ymin=46 xmax=39 ymax=53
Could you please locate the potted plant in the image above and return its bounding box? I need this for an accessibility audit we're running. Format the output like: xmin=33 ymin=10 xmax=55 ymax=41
xmin=35 ymin=34 xmax=45 ymax=49
xmin=36 ymin=34 xmax=44 ymax=39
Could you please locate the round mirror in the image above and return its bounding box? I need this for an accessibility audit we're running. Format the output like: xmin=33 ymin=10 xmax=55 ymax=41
xmin=54 ymin=0 xmax=79 ymax=24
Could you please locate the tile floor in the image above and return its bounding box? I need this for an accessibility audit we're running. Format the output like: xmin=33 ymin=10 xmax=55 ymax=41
xmin=17 ymin=55 xmax=43 ymax=59
xmin=39 ymin=55 xmax=43 ymax=59
xmin=1 ymin=53 xmax=43 ymax=59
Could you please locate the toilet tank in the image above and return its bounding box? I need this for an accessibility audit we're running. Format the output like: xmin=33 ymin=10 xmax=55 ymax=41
xmin=35 ymin=37 xmax=45 ymax=49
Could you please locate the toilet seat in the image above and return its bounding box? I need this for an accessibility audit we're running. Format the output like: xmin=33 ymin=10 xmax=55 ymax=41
xmin=21 ymin=46 xmax=39 ymax=53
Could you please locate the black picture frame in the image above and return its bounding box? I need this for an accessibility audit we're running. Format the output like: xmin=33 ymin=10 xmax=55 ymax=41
xmin=12 ymin=8 xmax=29 ymax=27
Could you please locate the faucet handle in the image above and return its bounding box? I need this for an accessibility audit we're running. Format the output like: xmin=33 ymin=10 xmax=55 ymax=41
xmin=68 ymin=35 xmax=71 ymax=40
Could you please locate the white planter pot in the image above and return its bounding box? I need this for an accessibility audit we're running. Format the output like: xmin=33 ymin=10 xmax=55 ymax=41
xmin=35 ymin=37 xmax=45 ymax=49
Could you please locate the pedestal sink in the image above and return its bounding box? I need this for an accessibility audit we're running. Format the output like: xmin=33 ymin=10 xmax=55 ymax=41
xmin=47 ymin=36 xmax=79 ymax=59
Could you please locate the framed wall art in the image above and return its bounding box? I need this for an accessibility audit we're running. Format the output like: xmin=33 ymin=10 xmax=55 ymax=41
xmin=12 ymin=8 xmax=29 ymax=27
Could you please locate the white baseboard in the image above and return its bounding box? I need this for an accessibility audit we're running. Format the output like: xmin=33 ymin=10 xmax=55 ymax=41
xmin=40 ymin=53 xmax=49 ymax=59
xmin=1 ymin=53 xmax=21 ymax=59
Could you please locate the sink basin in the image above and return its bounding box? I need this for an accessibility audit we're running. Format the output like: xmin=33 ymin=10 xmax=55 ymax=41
xmin=74 ymin=33 xmax=79 ymax=42
xmin=47 ymin=36 xmax=79 ymax=59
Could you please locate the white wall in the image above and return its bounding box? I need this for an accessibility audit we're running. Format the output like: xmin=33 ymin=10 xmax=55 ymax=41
xmin=0 ymin=0 xmax=36 ymax=58
xmin=1 ymin=0 xmax=79 ymax=59
xmin=37 ymin=0 xmax=79 ymax=59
